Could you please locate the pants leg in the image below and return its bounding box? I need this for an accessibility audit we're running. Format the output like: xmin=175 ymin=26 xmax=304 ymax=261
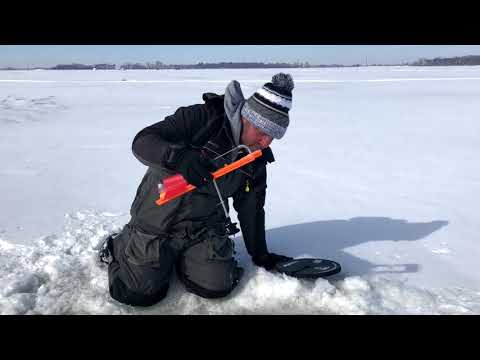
xmin=107 ymin=225 xmax=175 ymax=307
xmin=176 ymin=227 xmax=242 ymax=299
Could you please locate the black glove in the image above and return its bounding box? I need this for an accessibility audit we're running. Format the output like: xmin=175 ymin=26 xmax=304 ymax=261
xmin=175 ymin=149 xmax=216 ymax=188
xmin=252 ymin=252 xmax=293 ymax=271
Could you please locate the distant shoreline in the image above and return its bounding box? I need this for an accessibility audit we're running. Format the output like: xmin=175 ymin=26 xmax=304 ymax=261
xmin=2 ymin=55 xmax=480 ymax=70
xmin=4 ymin=64 xmax=480 ymax=71
xmin=0 ymin=64 xmax=370 ymax=71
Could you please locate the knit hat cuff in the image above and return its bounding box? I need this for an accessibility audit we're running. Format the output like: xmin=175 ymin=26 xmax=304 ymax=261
xmin=241 ymin=102 xmax=287 ymax=139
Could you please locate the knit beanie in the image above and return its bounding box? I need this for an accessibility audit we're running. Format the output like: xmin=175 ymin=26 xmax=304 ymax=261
xmin=240 ymin=72 xmax=294 ymax=139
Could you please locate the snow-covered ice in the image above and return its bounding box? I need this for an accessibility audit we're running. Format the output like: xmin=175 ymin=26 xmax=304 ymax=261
xmin=1 ymin=67 xmax=479 ymax=314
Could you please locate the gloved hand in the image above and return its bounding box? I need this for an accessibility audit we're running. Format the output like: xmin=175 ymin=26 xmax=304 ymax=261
xmin=252 ymin=252 xmax=293 ymax=271
xmin=176 ymin=149 xmax=217 ymax=188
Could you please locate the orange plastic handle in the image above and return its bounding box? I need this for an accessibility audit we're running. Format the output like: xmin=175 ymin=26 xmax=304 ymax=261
xmin=212 ymin=149 xmax=263 ymax=178
xmin=155 ymin=149 xmax=262 ymax=206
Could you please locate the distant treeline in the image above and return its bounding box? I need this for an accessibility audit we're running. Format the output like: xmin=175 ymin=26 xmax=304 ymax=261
xmin=0 ymin=61 xmax=363 ymax=70
xmin=4 ymin=55 xmax=480 ymax=70
xmin=410 ymin=55 xmax=480 ymax=66
xmin=4 ymin=63 xmax=118 ymax=70
xmin=51 ymin=63 xmax=116 ymax=70
xmin=117 ymin=61 xmax=362 ymax=70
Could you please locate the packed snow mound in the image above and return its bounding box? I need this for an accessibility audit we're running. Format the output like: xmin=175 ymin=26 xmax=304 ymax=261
xmin=0 ymin=210 xmax=125 ymax=314
xmin=0 ymin=95 xmax=67 ymax=124
xmin=1 ymin=210 xmax=479 ymax=315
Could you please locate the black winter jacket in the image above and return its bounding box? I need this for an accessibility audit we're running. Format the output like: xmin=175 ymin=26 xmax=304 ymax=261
xmin=128 ymin=92 xmax=275 ymax=259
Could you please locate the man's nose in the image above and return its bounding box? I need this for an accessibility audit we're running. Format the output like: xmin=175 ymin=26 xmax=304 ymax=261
xmin=259 ymin=135 xmax=273 ymax=149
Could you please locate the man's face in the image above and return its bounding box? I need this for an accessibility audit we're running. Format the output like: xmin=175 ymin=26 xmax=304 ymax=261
xmin=240 ymin=117 xmax=273 ymax=151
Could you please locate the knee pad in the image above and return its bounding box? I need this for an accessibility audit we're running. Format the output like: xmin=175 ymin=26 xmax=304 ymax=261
xmin=107 ymin=226 xmax=175 ymax=306
xmin=109 ymin=276 xmax=169 ymax=307
xmin=177 ymin=229 xmax=241 ymax=298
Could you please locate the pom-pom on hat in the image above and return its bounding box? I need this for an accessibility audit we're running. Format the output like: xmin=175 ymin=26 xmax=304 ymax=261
xmin=241 ymin=73 xmax=294 ymax=139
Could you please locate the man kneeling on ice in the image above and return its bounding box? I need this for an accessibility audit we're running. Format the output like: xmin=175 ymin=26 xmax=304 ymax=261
xmin=99 ymin=73 xmax=295 ymax=306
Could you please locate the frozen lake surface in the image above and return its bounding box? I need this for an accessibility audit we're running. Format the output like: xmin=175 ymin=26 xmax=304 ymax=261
xmin=1 ymin=67 xmax=479 ymax=314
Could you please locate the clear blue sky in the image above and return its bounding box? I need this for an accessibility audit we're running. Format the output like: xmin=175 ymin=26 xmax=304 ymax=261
xmin=2 ymin=45 xmax=480 ymax=68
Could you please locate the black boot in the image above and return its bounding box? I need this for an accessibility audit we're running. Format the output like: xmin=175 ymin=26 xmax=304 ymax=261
xmin=98 ymin=233 xmax=117 ymax=265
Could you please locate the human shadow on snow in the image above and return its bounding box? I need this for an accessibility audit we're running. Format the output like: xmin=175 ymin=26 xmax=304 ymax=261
xmin=237 ymin=217 xmax=448 ymax=278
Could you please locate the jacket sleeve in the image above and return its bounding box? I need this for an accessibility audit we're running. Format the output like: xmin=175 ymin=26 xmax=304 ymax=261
xmin=131 ymin=104 xmax=207 ymax=169
xmin=232 ymin=148 xmax=274 ymax=259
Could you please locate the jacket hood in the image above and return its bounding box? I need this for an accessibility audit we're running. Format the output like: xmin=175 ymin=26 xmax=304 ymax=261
xmin=224 ymin=80 xmax=245 ymax=147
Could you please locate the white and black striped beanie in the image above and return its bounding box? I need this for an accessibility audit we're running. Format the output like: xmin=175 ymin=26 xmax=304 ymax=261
xmin=241 ymin=73 xmax=294 ymax=139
